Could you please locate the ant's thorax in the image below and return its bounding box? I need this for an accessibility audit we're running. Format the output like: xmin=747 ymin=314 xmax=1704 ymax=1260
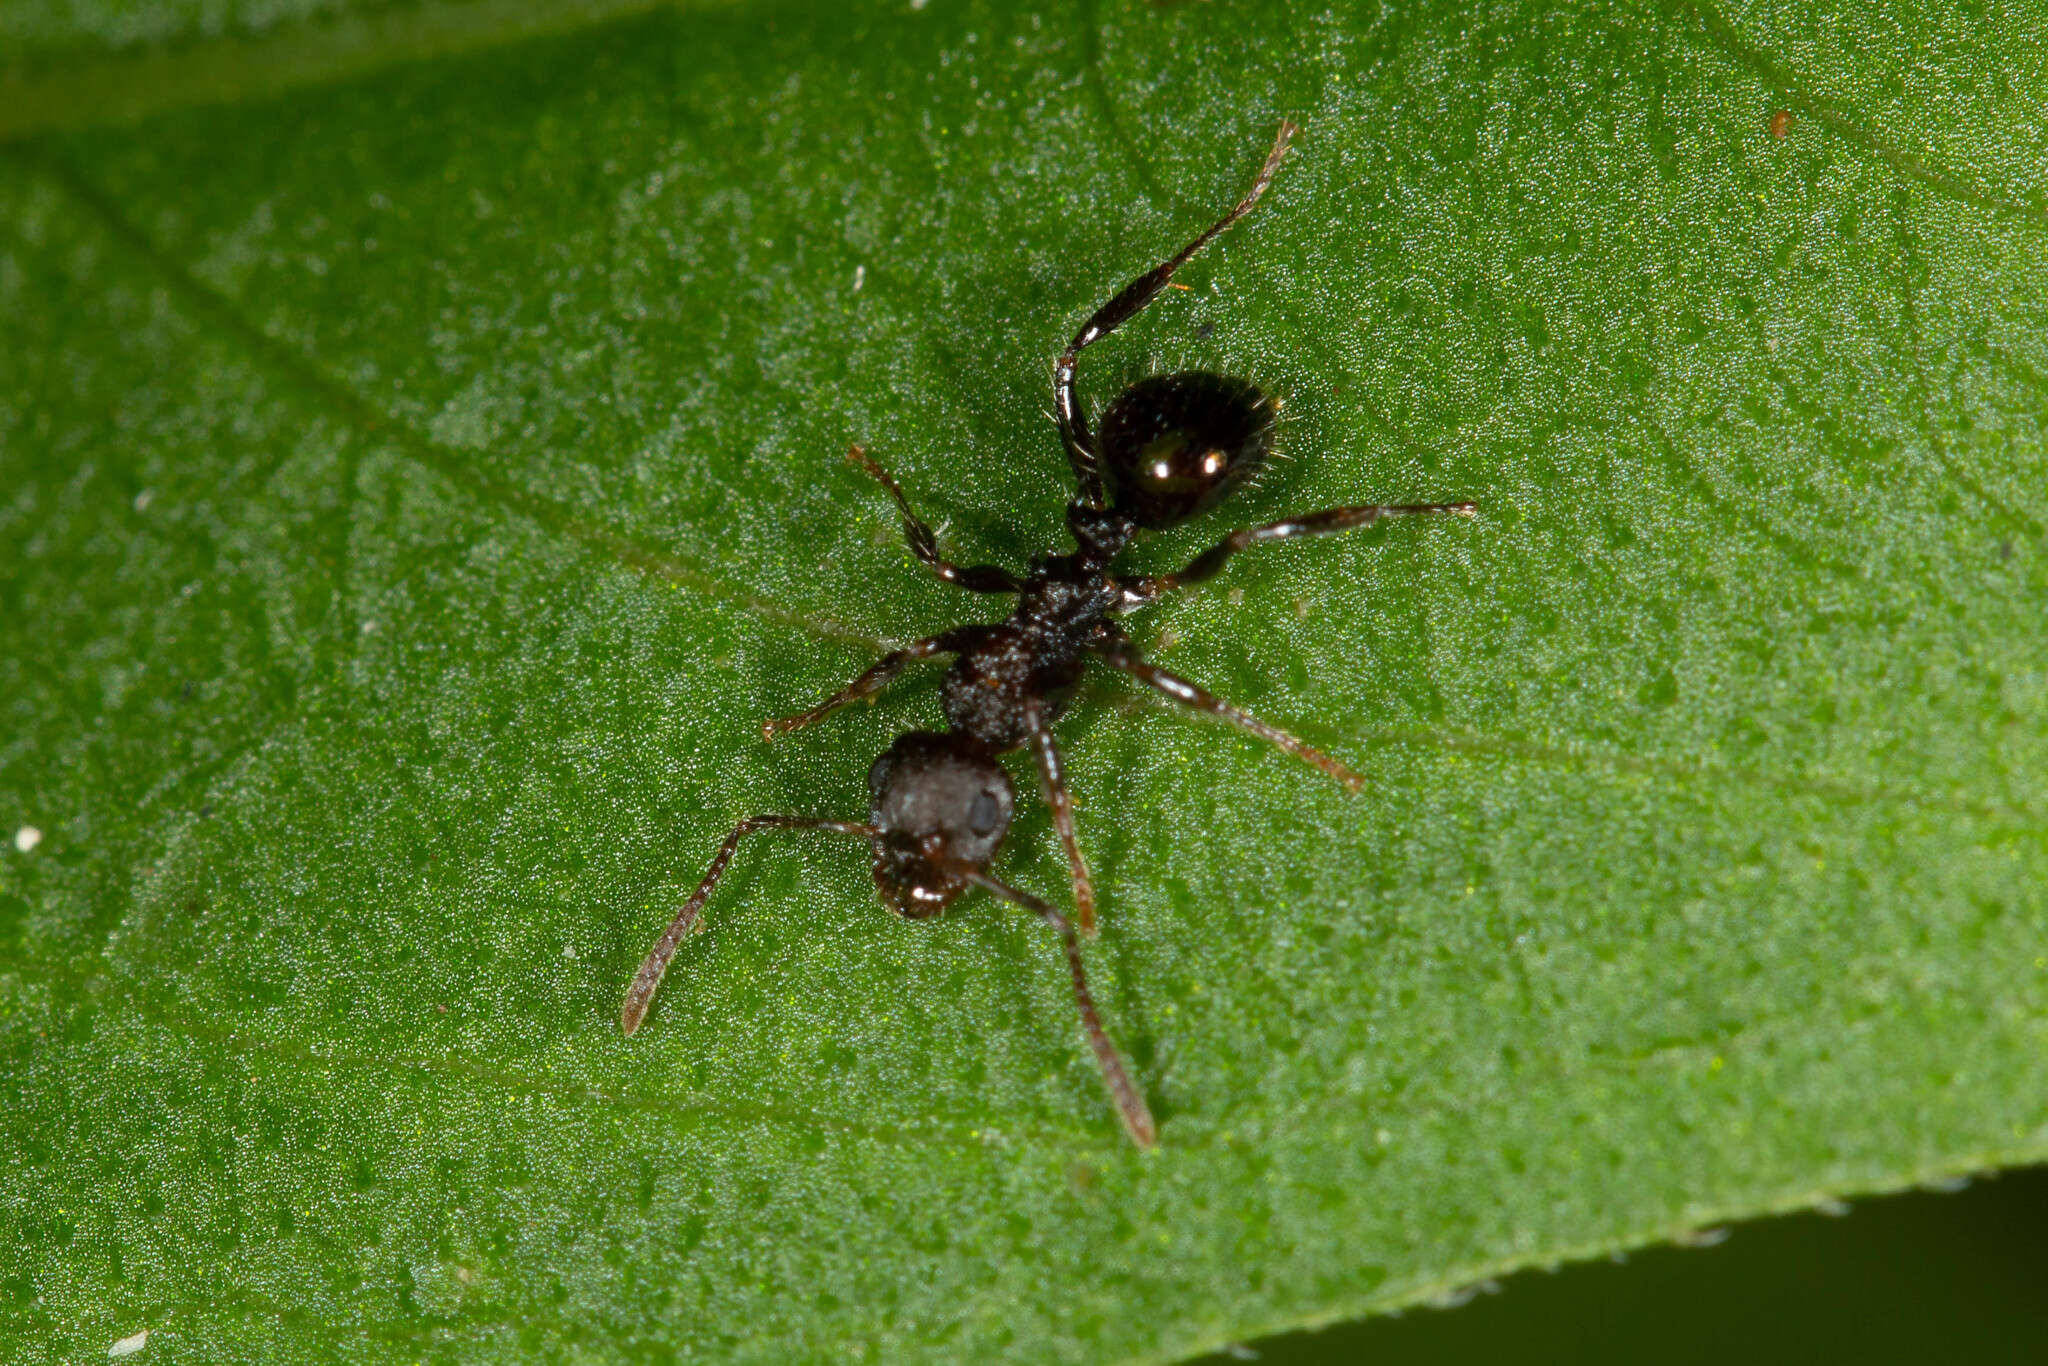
xmin=1008 ymin=503 xmax=1140 ymax=636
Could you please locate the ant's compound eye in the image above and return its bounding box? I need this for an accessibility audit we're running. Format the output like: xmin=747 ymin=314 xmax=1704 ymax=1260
xmin=968 ymin=790 xmax=1003 ymax=836
xmin=1099 ymin=372 xmax=1274 ymax=529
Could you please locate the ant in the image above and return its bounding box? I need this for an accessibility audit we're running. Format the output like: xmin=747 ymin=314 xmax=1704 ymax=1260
xmin=620 ymin=121 xmax=1474 ymax=1150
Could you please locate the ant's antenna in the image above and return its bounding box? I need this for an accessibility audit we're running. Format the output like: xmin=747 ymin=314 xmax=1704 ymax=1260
xmin=622 ymin=816 xmax=879 ymax=1036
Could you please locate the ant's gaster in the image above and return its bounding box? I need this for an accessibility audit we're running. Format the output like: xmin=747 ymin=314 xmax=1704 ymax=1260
xmin=621 ymin=120 xmax=1474 ymax=1150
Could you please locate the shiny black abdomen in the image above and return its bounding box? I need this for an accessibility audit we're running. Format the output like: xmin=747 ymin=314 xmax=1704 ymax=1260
xmin=1097 ymin=371 xmax=1274 ymax=528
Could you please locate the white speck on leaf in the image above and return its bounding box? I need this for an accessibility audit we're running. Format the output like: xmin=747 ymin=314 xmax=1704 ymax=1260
xmin=109 ymin=1328 xmax=148 ymax=1357
xmin=853 ymin=264 xmax=865 ymax=291
xmin=133 ymin=488 xmax=154 ymax=511
xmin=13 ymin=826 xmax=41 ymax=853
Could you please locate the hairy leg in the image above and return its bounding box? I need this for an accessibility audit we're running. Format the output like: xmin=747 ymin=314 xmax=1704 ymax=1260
xmin=846 ymin=445 xmax=1021 ymax=593
xmin=762 ymin=627 xmax=985 ymax=741
xmin=1024 ymin=698 xmax=1098 ymax=937
xmin=963 ymin=869 xmax=1157 ymax=1149
xmin=1092 ymin=638 xmax=1365 ymax=792
xmin=1127 ymin=500 xmax=1476 ymax=600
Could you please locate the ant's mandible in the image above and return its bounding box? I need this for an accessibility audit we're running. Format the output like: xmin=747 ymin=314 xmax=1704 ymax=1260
xmin=621 ymin=121 xmax=1474 ymax=1150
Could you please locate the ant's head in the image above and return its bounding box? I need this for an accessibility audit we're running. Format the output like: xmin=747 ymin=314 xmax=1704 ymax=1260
xmin=866 ymin=730 xmax=1015 ymax=918
xmin=1098 ymin=371 xmax=1275 ymax=529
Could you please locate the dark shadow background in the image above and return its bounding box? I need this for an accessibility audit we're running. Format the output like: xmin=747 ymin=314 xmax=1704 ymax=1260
xmin=1190 ymin=1162 xmax=2048 ymax=1364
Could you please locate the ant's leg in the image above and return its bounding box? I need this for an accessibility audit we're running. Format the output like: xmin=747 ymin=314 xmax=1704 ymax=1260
xmin=1023 ymin=698 xmax=1098 ymax=938
xmin=847 ymin=445 xmax=1022 ymax=593
xmin=1056 ymin=120 xmax=1299 ymax=508
xmin=621 ymin=815 xmax=880 ymax=1035
xmin=1092 ymin=638 xmax=1366 ymax=793
xmin=963 ymin=868 xmax=1157 ymax=1149
xmin=762 ymin=627 xmax=985 ymax=741
xmin=1127 ymin=501 xmax=1476 ymax=600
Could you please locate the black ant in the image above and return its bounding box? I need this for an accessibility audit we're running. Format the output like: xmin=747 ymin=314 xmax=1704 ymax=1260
xmin=620 ymin=121 xmax=1474 ymax=1149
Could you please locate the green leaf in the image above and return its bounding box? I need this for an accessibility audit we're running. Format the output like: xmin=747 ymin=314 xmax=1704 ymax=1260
xmin=5 ymin=1 xmax=2046 ymax=1362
